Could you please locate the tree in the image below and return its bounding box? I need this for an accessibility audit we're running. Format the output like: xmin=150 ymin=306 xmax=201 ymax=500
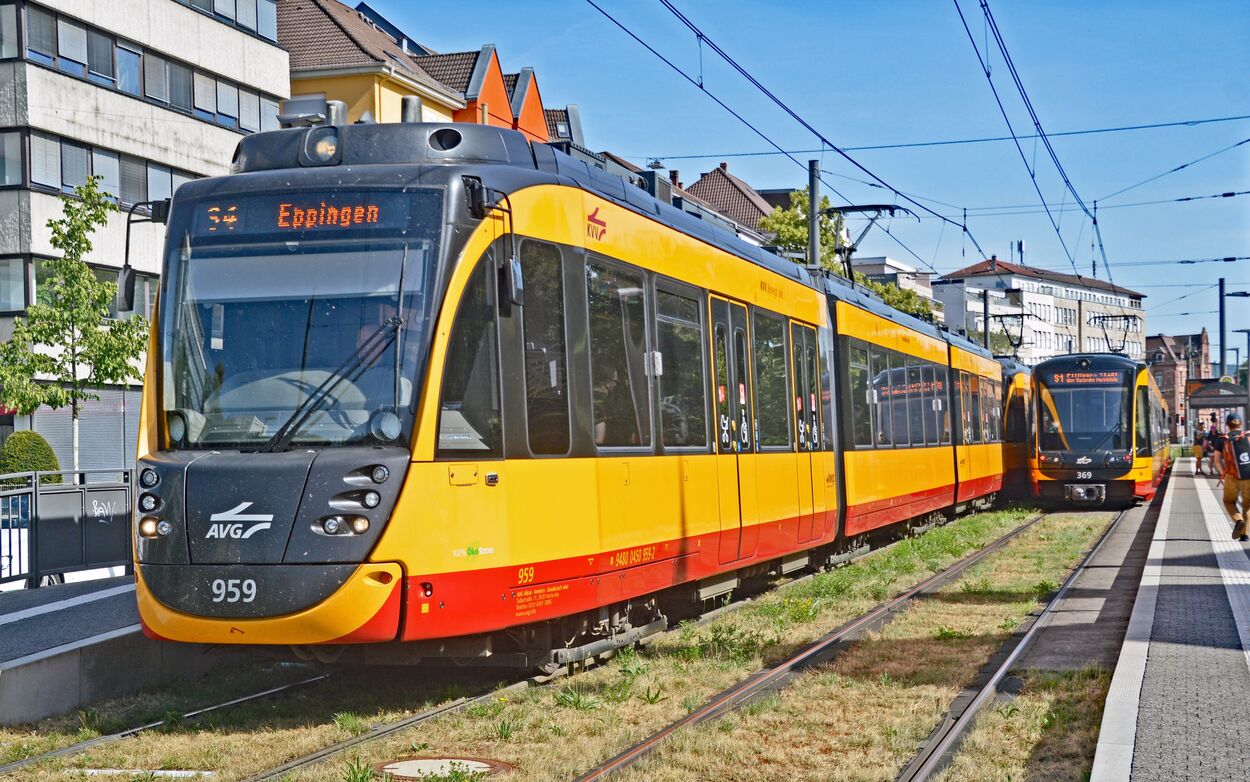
xmin=0 ymin=176 xmax=149 ymax=471
xmin=965 ymin=329 xmax=1016 ymax=356
xmin=758 ymin=190 xmax=934 ymax=318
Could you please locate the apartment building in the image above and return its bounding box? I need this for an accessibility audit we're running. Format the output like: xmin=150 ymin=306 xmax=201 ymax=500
xmin=937 ymin=258 xmax=1146 ymax=364
xmin=0 ymin=0 xmax=289 ymax=468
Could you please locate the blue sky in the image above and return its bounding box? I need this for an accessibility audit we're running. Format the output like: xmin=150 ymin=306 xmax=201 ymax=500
xmin=374 ymin=0 xmax=1249 ymax=357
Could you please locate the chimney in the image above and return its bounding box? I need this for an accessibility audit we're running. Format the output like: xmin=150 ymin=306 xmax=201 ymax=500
xmin=989 ymin=254 xmax=998 ymax=272
xmin=719 ymin=162 xmax=728 ymax=171
xmin=669 ymin=169 xmax=679 ymax=186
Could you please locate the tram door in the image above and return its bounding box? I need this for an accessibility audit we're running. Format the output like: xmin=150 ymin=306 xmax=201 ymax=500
xmin=791 ymin=323 xmax=820 ymax=543
xmin=711 ymin=297 xmax=755 ymax=564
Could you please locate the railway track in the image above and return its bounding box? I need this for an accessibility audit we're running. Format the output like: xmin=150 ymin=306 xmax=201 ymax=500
xmin=232 ymin=511 xmax=1047 ymax=782
xmin=569 ymin=510 xmax=1065 ymax=782
xmin=894 ymin=505 xmax=1130 ymax=782
xmin=0 ymin=672 xmax=331 ymax=775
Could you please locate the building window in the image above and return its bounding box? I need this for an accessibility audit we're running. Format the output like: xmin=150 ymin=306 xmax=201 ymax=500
xmin=216 ymin=80 xmax=238 ymax=127
xmin=237 ymin=0 xmax=257 ymax=30
xmin=55 ymin=17 xmax=87 ymax=76
xmin=86 ymin=29 xmax=114 ymax=86
xmin=1 ymin=3 xmax=18 ymax=59
xmin=143 ymin=53 xmax=169 ymax=103
xmin=215 ymin=0 xmax=236 ymax=22
xmin=116 ymin=44 xmax=141 ymax=95
xmin=555 ymin=121 xmax=570 ymax=138
xmin=92 ymin=149 xmax=120 ymax=199
xmin=147 ymin=163 xmax=172 ymax=202
xmin=119 ymin=154 xmax=146 ymax=205
xmin=0 ymin=257 xmax=24 ymax=311
xmin=60 ymin=140 xmax=89 ymax=192
xmin=29 ymin=132 xmax=59 ymax=188
xmin=169 ymin=62 xmax=192 ymax=111
xmin=239 ymin=89 xmax=260 ymax=132
xmin=26 ymin=5 xmax=55 ymax=65
xmin=0 ymin=130 xmax=20 ymax=186
xmin=193 ymin=71 xmax=216 ymax=120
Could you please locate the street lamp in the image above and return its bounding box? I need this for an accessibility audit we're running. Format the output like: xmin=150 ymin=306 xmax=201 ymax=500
xmin=1220 ymin=277 xmax=1249 ymax=375
xmin=1236 ymin=328 xmax=1250 ymax=417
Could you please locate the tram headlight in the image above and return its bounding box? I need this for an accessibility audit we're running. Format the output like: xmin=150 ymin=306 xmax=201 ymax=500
xmin=322 ymin=516 xmax=344 ymax=535
xmin=138 ymin=517 xmax=167 ymax=538
xmin=139 ymin=468 xmax=160 ymax=489
xmin=350 ymin=516 xmax=370 ymax=534
xmin=156 ymin=520 xmax=173 ymax=536
xmin=362 ymin=491 xmax=380 ymax=509
xmin=312 ymin=135 xmax=337 ymax=162
xmin=370 ymin=465 xmax=389 ymax=484
xmin=139 ymin=493 xmax=159 ymax=513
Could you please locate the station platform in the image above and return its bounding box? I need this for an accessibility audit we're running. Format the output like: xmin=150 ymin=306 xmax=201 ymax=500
xmin=0 ymin=575 xmax=230 ymax=725
xmin=1092 ymin=459 xmax=1250 ymax=781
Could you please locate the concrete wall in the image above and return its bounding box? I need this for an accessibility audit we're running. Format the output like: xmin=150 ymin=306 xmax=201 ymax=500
xmin=0 ymin=628 xmax=241 ymax=726
xmin=46 ymin=0 xmax=288 ymax=97
xmin=28 ymin=191 xmax=166 ymax=274
xmin=24 ymin=65 xmax=249 ymax=177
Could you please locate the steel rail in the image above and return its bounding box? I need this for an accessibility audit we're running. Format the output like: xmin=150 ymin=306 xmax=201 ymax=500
xmin=571 ymin=512 xmax=1051 ymax=782
xmin=895 ymin=505 xmax=1132 ymax=781
xmin=0 ymin=672 xmax=331 ymax=775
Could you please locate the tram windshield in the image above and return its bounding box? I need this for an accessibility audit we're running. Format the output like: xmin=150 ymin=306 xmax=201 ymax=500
xmin=158 ymin=189 xmax=442 ymax=449
xmin=1036 ymin=367 xmax=1131 ymax=452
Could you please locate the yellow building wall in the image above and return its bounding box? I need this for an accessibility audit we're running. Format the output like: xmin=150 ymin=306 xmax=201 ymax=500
xmin=290 ymin=74 xmax=458 ymax=125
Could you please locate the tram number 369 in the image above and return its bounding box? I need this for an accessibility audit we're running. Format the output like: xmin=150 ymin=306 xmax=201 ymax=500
xmin=210 ymin=578 xmax=257 ymax=603
xmin=1076 ymin=471 xmax=1093 ymax=480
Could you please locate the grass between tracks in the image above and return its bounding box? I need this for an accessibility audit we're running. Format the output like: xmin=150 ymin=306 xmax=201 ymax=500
xmin=0 ymin=661 xmax=318 ymax=766
xmin=608 ymin=512 xmax=1110 ymax=782
xmin=2 ymin=505 xmax=1042 ymax=781
xmin=932 ymin=666 xmax=1111 ymax=782
xmin=285 ymin=506 xmax=1038 ymax=782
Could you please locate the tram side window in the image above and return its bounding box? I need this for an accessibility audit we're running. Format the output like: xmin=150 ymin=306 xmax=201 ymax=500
xmin=753 ymin=311 xmax=790 ymax=448
xmin=437 ymin=260 xmax=502 ymax=458
xmin=847 ymin=339 xmax=873 ymax=448
xmin=587 ymin=260 xmax=651 ymax=448
xmin=1136 ymin=386 xmax=1151 ymax=456
xmin=963 ymin=372 xmax=983 ymax=444
xmin=656 ymin=288 xmax=708 ymax=448
xmin=907 ymin=358 xmax=926 ymax=447
xmin=889 ymin=350 xmax=910 ymax=447
xmin=935 ymin=366 xmax=951 ymax=444
xmin=520 ymin=241 xmax=570 ymax=456
xmin=921 ymin=365 xmax=938 ymax=446
xmin=819 ymin=327 xmax=835 ymax=450
xmin=870 ymin=344 xmax=892 ymax=446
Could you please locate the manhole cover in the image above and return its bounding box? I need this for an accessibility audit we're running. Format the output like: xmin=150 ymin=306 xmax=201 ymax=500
xmin=374 ymin=757 xmax=514 ymax=779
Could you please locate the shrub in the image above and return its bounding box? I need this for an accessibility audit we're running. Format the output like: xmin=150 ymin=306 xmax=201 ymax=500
xmin=0 ymin=431 xmax=61 ymax=485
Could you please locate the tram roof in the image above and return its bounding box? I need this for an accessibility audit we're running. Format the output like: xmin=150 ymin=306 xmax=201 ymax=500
xmin=229 ymin=121 xmax=993 ymax=362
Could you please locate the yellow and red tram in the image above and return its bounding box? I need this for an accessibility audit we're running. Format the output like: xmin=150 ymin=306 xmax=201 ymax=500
xmin=1030 ymin=354 xmax=1170 ymax=506
xmin=132 ymin=121 xmax=1010 ymax=663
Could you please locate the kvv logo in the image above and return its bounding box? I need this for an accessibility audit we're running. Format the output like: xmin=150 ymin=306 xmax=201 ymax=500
xmin=206 ymin=502 xmax=274 ymax=540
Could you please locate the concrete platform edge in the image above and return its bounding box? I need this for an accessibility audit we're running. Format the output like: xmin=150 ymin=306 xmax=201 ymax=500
xmin=1090 ymin=467 xmax=1177 ymax=782
xmin=0 ymin=625 xmax=234 ymax=725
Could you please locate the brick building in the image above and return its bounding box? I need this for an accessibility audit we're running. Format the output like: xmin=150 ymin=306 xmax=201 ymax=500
xmin=1147 ymin=329 xmax=1211 ymax=438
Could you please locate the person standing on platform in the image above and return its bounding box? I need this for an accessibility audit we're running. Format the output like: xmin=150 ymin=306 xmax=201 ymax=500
xmin=1194 ymin=422 xmax=1208 ymax=475
xmin=1216 ymin=413 xmax=1250 ymax=541
xmin=1208 ymin=423 xmax=1226 ymax=479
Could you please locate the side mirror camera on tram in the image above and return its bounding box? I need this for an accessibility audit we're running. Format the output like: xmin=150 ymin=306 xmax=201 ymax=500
xmin=116 ymin=198 xmax=171 ymax=314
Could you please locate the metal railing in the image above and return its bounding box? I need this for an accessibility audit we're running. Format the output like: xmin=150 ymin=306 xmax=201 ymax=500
xmin=0 ymin=470 xmax=133 ymax=588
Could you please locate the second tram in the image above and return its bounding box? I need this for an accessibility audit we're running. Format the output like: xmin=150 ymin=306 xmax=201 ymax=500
xmin=1031 ymin=353 xmax=1170 ymax=506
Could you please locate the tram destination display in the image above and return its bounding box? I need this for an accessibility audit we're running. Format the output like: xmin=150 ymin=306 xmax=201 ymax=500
xmin=189 ymin=191 xmax=427 ymax=238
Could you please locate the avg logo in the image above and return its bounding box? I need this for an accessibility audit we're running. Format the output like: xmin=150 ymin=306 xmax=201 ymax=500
xmin=586 ymin=207 xmax=608 ymax=240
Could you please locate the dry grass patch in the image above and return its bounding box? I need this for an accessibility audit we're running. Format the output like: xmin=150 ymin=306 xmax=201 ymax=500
xmin=1 ymin=667 xmax=506 ymax=781
xmin=0 ymin=659 xmax=317 ymax=766
xmin=286 ymin=507 xmax=1037 ymax=782
xmin=610 ymin=512 xmax=1110 ymax=782
xmin=933 ymin=666 xmax=1111 ymax=782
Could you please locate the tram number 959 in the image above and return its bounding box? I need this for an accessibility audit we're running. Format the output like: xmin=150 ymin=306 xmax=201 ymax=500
xmin=210 ymin=578 xmax=257 ymax=604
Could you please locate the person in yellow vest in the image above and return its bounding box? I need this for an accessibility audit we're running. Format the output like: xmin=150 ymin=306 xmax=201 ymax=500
xmin=1216 ymin=413 xmax=1250 ymax=541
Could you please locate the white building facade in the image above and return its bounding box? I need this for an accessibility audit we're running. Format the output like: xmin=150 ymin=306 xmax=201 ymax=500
xmin=936 ymin=258 xmax=1146 ymax=365
xmin=0 ymin=0 xmax=289 ymax=468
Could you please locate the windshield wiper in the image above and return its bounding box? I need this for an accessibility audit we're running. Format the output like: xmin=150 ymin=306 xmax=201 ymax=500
xmin=259 ymin=316 xmax=403 ymax=453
